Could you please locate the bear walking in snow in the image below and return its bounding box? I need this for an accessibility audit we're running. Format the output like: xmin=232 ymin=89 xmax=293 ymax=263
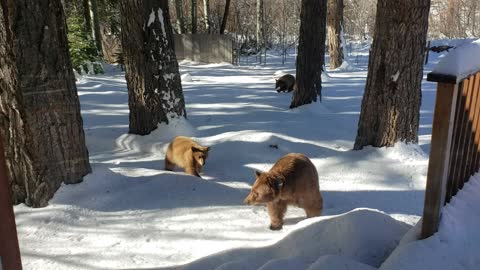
xmin=244 ymin=153 xmax=323 ymax=230
xmin=275 ymin=74 xmax=296 ymax=93
xmin=165 ymin=136 xmax=210 ymax=178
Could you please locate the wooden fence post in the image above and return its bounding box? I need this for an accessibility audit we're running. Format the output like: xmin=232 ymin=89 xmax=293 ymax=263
xmin=421 ymin=82 xmax=458 ymax=239
xmin=0 ymin=133 xmax=23 ymax=269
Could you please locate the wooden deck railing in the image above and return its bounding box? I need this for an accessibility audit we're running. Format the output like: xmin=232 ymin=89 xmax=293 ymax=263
xmin=422 ymin=69 xmax=480 ymax=239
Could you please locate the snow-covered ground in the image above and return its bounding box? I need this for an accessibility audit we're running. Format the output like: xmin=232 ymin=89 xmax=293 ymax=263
xmin=13 ymin=39 xmax=478 ymax=269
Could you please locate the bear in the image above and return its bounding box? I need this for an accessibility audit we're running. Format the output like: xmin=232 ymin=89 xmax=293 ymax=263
xmin=275 ymin=74 xmax=296 ymax=93
xmin=244 ymin=153 xmax=323 ymax=230
xmin=165 ymin=136 xmax=210 ymax=178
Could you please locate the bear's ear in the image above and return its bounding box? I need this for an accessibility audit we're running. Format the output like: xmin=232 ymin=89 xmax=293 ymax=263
xmin=204 ymin=146 xmax=210 ymax=152
xmin=191 ymin=146 xmax=200 ymax=152
xmin=255 ymin=170 xmax=263 ymax=177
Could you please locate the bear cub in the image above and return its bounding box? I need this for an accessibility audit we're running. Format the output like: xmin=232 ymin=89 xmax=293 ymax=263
xmin=275 ymin=74 xmax=295 ymax=93
xmin=244 ymin=153 xmax=323 ymax=230
xmin=165 ymin=136 xmax=210 ymax=178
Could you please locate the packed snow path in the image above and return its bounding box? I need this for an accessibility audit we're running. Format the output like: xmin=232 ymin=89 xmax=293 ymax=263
xmin=14 ymin=49 xmax=440 ymax=269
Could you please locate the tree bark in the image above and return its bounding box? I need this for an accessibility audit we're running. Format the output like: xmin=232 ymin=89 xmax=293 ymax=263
xmin=354 ymin=0 xmax=430 ymax=150
xmin=203 ymin=0 xmax=209 ymax=33
xmin=120 ymin=0 xmax=187 ymax=136
xmin=327 ymin=0 xmax=344 ymax=69
xmin=256 ymin=0 xmax=263 ymax=51
xmin=0 ymin=0 xmax=91 ymax=207
xmin=290 ymin=0 xmax=327 ymax=108
xmin=219 ymin=0 xmax=231 ymax=34
xmin=174 ymin=0 xmax=186 ymax=33
xmin=191 ymin=0 xmax=197 ymax=33
xmin=83 ymin=0 xmax=93 ymax=36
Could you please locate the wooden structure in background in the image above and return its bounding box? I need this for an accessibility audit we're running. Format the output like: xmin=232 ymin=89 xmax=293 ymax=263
xmin=422 ymin=69 xmax=480 ymax=239
xmin=0 ymin=133 xmax=23 ymax=270
xmin=174 ymin=34 xmax=233 ymax=64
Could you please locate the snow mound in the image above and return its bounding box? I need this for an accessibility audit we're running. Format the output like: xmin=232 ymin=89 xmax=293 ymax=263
xmin=167 ymin=208 xmax=410 ymax=270
xmin=380 ymin=142 xmax=428 ymax=163
xmin=380 ymin=174 xmax=480 ymax=270
xmin=307 ymin=255 xmax=377 ymax=270
xmin=321 ymin=70 xmax=331 ymax=82
xmin=333 ymin=60 xmax=359 ymax=72
xmin=114 ymin=117 xmax=196 ymax=152
xmin=181 ymin=73 xmax=193 ymax=82
xmin=432 ymin=38 xmax=480 ymax=81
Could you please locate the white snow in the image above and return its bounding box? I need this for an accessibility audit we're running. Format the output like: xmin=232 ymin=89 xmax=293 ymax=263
xmin=391 ymin=71 xmax=400 ymax=82
xmin=147 ymin=9 xmax=156 ymax=27
xmin=13 ymin=39 xmax=478 ymax=269
xmin=157 ymin=8 xmax=167 ymax=38
xmin=181 ymin=73 xmax=193 ymax=82
xmin=432 ymin=38 xmax=480 ymax=81
xmin=380 ymin=174 xmax=480 ymax=270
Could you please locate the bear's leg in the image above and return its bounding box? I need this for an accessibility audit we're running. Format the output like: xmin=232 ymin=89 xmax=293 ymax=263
xmin=267 ymin=200 xmax=287 ymax=230
xmin=165 ymin=157 xmax=175 ymax=171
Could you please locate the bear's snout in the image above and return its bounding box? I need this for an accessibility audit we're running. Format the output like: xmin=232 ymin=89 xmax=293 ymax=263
xmin=244 ymin=193 xmax=255 ymax=204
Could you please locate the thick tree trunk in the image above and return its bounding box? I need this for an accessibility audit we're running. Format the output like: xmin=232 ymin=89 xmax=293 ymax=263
xmin=174 ymin=0 xmax=186 ymax=33
xmin=83 ymin=0 xmax=93 ymax=35
xmin=354 ymin=0 xmax=430 ymax=150
xmin=203 ymin=0 xmax=209 ymax=33
xmin=219 ymin=0 xmax=230 ymax=34
xmin=327 ymin=0 xmax=344 ymax=69
xmin=191 ymin=0 xmax=197 ymax=33
xmin=0 ymin=0 xmax=91 ymax=207
xmin=290 ymin=0 xmax=327 ymax=109
xmin=120 ymin=0 xmax=187 ymax=136
xmin=256 ymin=0 xmax=263 ymax=51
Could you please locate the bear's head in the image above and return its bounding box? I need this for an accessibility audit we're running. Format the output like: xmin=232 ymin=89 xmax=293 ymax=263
xmin=244 ymin=171 xmax=284 ymax=205
xmin=192 ymin=146 xmax=210 ymax=166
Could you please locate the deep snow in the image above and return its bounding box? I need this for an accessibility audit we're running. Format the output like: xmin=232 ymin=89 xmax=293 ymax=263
xmin=12 ymin=40 xmax=475 ymax=269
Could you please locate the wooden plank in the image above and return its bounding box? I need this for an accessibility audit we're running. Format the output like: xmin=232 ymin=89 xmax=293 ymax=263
xmin=421 ymin=82 xmax=458 ymax=239
xmin=460 ymin=76 xmax=477 ymax=189
xmin=447 ymin=79 xmax=470 ymax=199
xmin=446 ymin=80 xmax=466 ymax=201
xmin=0 ymin=133 xmax=23 ymax=270
xmin=427 ymin=73 xmax=458 ymax=84
xmin=471 ymin=73 xmax=480 ymax=174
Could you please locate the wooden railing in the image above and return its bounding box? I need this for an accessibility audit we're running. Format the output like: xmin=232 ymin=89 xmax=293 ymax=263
xmin=422 ymin=69 xmax=480 ymax=239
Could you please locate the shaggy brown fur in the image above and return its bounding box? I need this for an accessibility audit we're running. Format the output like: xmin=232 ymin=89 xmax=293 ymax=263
xmin=165 ymin=136 xmax=210 ymax=178
xmin=275 ymin=74 xmax=296 ymax=93
xmin=244 ymin=153 xmax=323 ymax=230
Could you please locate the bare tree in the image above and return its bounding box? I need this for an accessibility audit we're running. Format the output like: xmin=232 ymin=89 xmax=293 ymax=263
xmin=0 ymin=0 xmax=91 ymax=207
xmin=327 ymin=0 xmax=344 ymax=69
xmin=192 ymin=0 xmax=197 ymax=33
xmin=220 ymin=0 xmax=231 ymax=34
xmin=174 ymin=0 xmax=186 ymax=33
xmin=120 ymin=0 xmax=186 ymax=135
xmin=290 ymin=0 xmax=327 ymax=108
xmin=203 ymin=0 xmax=210 ymax=33
xmin=354 ymin=0 xmax=431 ymax=149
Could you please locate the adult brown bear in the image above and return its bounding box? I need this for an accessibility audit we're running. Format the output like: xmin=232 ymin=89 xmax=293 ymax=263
xmin=275 ymin=74 xmax=296 ymax=93
xmin=244 ymin=153 xmax=323 ymax=230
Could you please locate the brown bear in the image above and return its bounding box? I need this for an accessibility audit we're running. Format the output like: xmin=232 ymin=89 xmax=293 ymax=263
xmin=244 ymin=153 xmax=323 ymax=230
xmin=275 ymin=74 xmax=296 ymax=93
xmin=165 ymin=136 xmax=210 ymax=178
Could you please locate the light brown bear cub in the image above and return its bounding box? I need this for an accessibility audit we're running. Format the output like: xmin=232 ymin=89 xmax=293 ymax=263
xmin=244 ymin=153 xmax=323 ymax=230
xmin=165 ymin=136 xmax=210 ymax=178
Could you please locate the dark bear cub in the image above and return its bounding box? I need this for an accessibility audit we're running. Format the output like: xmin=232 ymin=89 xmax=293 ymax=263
xmin=244 ymin=153 xmax=323 ymax=230
xmin=275 ymin=74 xmax=295 ymax=93
xmin=165 ymin=136 xmax=210 ymax=178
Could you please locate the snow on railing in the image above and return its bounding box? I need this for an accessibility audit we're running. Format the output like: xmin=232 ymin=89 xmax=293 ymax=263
xmin=422 ymin=39 xmax=480 ymax=239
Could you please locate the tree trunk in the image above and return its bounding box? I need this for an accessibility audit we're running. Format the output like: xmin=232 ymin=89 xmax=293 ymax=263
xmin=327 ymin=0 xmax=344 ymax=69
xmin=191 ymin=0 xmax=197 ymax=33
xmin=174 ymin=0 xmax=186 ymax=33
xmin=290 ymin=0 xmax=327 ymax=109
xmin=219 ymin=0 xmax=231 ymax=34
xmin=120 ymin=0 xmax=187 ymax=136
xmin=83 ymin=0 xmax=93 ymax=36
xmin=203 ymin=0 xmax=209 ymax=33
xmin=88 ymin=0 xmax=103 ymax=55
xmin=354 ymin=0 xmax=430 ymax=150
xmin=0 ymin=0 xmax=91 ymax=207
xmin=256 ymin=0 xmax=263 ymax=52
